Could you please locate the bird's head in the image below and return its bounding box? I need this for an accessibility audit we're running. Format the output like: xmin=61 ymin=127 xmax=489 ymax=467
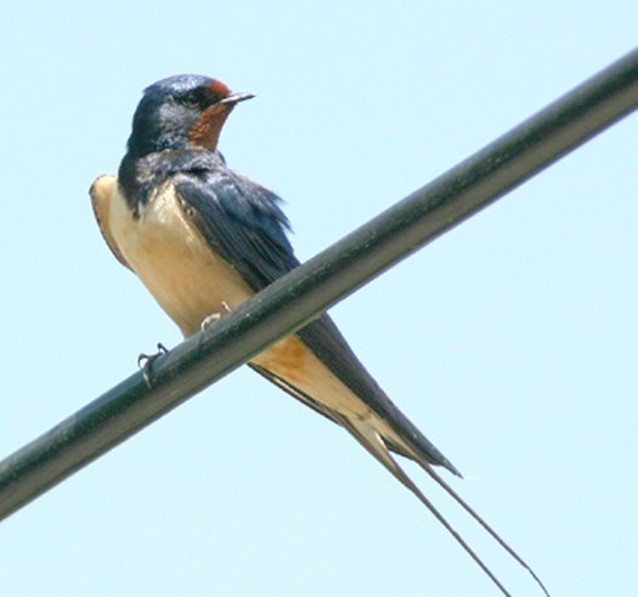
xmin=125 ymin=74 xmax=254 ymax=157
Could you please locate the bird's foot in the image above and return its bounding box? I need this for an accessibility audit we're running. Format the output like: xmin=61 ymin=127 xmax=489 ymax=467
xmin=201 ymin=301 xmax=231 ymax=331
xmin=137 ymin=342 xmax=168 ymax=388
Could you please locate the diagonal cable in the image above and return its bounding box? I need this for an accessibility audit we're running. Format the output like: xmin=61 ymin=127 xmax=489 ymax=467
xmin=1 ymin=48 xmax=637 ymax=521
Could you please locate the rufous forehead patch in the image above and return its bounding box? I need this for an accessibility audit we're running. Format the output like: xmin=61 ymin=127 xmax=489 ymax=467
xmin=208 ymin=79 xmax=231 ymax=98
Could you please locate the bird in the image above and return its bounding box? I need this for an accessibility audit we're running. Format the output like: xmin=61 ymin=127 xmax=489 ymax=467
xmin=90 ymin=74 xmax=547 ymax=596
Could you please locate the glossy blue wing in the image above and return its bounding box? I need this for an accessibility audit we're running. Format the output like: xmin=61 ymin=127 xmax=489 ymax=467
xmin=175 ymin=167 xmax=298 ymax=291
xmin=173 ymin=165 xmax=458 ymax=474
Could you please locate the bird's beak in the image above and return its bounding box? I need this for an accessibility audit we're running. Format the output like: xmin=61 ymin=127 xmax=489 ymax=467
xmin=220 ymin=92 xmax=255 ymax=105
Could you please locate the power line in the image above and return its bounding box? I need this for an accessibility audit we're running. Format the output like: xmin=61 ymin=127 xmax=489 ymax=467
xmin=1 ymin=48 xmax=637 ymax=521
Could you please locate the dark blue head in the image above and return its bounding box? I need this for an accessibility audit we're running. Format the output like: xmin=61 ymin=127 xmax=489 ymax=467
xmin=125 ymin=74 xmax=254 ymax=158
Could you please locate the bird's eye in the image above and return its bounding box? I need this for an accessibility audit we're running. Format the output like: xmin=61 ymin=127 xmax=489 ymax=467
xmin=180 ymin=87 xmax=222 ymax=109
xmin=180 ymin=90 xmax=205 ymax=107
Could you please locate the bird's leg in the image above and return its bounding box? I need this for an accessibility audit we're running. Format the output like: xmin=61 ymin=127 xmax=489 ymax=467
xmin=200 ymin=301 xmax=232 ymax=331
xmin=137 ymin=342 xmax=169 ymax=388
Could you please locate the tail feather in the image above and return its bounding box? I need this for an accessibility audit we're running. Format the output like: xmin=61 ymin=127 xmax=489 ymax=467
xmin=249 ymin=363 xmax=549 ymax=596
xmin=339 ymin=416 xmax=514 ymax=597
xmin=420 ymin=462 xmax=550 ymax=597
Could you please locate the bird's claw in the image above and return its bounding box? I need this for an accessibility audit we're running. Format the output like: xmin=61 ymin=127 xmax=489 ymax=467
xmin=138 ymin=342 xmax=168 ymax=388
xmin=201 ymin=301 xmax=231 ymax=331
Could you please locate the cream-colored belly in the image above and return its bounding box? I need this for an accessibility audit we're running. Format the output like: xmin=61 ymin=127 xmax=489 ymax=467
xmin=105 ymin=181 xmax=381 ymax=425
xmin=108 ymin=182 xmax=254 ymax=337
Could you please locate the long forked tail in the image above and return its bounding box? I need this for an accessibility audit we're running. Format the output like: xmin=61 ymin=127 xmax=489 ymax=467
xmin=248 ymin=362 xmax=548 ymax=594
xmin=341 ymin=418 xmax=550 ymax=597
xmin=421 ymin=463 xmax=550 ymax=596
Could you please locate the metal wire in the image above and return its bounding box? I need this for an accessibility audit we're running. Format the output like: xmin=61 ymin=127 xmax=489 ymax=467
xmin=1 ymin=48 xmax=638 ymax=521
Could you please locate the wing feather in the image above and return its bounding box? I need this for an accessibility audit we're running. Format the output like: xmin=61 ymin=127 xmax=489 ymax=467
xmin=174 ymin=162 xmax=458 ymax=474
xmin=89 ymin=175 xmax=131 ymax=270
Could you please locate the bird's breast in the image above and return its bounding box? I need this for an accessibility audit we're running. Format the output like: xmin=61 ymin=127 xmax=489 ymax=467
xmin=100 ymin=177 xmax=380 ymax=426
xmin=108 ymin=182 xmax=253 ymax=336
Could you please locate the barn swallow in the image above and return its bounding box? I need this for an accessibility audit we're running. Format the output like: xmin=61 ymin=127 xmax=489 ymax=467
xmin=90 ymin=75 xmax=547 ymax=596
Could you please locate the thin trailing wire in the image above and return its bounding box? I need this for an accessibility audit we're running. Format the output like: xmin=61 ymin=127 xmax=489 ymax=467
xmin=1 ymin=48 xmax=637 ymax=525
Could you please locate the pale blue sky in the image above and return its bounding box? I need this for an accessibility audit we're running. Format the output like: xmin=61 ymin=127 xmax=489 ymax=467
xmin=1 ymin=2 xmax=637 ymax=596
